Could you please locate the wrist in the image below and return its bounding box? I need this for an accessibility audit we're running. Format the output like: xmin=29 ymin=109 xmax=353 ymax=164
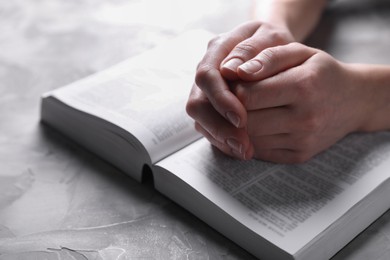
xmin=252 ymin=1 xmax=296 ymax=41
xmin=252 ymin=0 xmax=327 ymax=42
xmin=346 ymin=63 xmax=390 ymax=132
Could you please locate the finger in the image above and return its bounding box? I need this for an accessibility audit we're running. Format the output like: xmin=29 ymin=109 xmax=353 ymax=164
xmin=194 ymin=22 xmax=262 ymax=128
xmin=237 ymin=42 xmax=317 ymax=81
xmin=194 ymin=122 xmax=233 ymax=158
xmin=232 ymin=66 xmax=302 ymax=110
xmin=221 ymin=24 xmax=292 ymax=80
xmin=201 ymin=20 xmax=262 ymax=69
xmin=194 ymin=72 xmax=245 ymax=128
xmin=195 ymin=122 xmax=253 ymax=160
xmin=247 ymin=107 xmax=295 ymax=136
xmin=186 ymin=85 xmax=251 ymax=158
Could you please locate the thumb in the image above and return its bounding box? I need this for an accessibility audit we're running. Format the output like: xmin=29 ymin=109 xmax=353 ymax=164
xmin=237 ymin=42 xmax=317 ymax=81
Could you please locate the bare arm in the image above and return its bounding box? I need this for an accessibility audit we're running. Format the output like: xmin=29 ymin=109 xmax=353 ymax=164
xmin=254 ymin=0 xmax=328 ymax=42
xmin=349 ymin=64 xmax=390 ymax=132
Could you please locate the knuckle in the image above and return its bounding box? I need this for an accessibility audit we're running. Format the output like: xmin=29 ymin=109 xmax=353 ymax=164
xmin=260 ymin=46 xmax=279 ymax=64
xmin=207 ymin=34 xmax=232 ymax=55
xmin=195 ymin=65 xmax=219 ymax=89
xmin=233 ymin=84 xmax=250 ymax=107
xmin=194 ymin=122 xmax=203 ymax=133
xmin=185 ymin=95 xmax=207 ymax=119
xmin=261 ymin=23 xmax=293 ymax=44
xmin=185 ymin=98 xmax=199 ymax=118
xmin=268 ymin=31 xmax=288 ymax=44
xmin=207 ymin=34 xmax=224 ymax=49
xmin=233 ymin=41 xmax=259 ymax=58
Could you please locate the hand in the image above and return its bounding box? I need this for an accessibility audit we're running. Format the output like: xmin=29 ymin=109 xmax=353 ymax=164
xmin=186 ymin=21 xmax=294 ymax=160
xmin=232 ymin=42 xmax=371 ymax=163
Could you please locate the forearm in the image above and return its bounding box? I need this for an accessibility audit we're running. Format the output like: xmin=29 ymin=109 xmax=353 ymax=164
xmin=253 ymin=0 xmax=328 ymax=41
xmin=348 ymin=64 xmax=390 ymax=132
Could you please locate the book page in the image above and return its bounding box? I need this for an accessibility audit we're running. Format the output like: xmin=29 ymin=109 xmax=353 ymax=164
xmin=156 ymin=132 xmax=390 ymax=254
xmin=45 ymin=30 xmax=211 ymax=163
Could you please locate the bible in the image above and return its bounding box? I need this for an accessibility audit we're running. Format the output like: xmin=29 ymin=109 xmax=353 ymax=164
xmin=40 ymin=30 xmax=390 ymax=260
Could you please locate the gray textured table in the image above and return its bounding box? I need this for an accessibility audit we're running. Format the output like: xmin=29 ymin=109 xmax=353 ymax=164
xmin=1 ymin=0 xmax=390 ymax=259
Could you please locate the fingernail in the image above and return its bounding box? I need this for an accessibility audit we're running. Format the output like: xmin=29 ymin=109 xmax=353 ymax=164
xmin=223 ymin=58 xmax=244 ymax=72
xmin=243 ymin=150 xmax=251 ymax=161
xmin=239 ymin=60 xmax=263 ymax=74
xmin=226 ymin=111 xmax=240 ymax=128
xmin=226 ymin=138 xmax=243 ymax=154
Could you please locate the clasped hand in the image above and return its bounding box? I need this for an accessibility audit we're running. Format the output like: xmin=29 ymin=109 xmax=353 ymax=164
xmin=187 ymin=21 xmax=369 ymax=163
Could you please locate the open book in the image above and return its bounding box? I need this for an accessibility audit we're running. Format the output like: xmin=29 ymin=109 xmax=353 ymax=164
xmin=40 ymin=30 xmax=390 ymax=260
